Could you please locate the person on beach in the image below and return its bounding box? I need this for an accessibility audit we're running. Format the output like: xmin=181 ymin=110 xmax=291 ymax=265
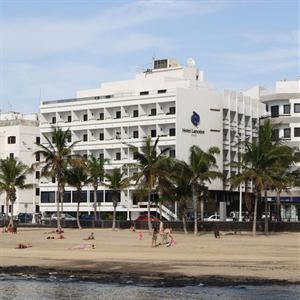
xmin=16 ymin=243 xmax=32 ymax=249
xmin=130 ymin=226 xmax=135 ymax=232
xmin=69 ymin=244 xmax=95 ymax=250
xmin=138 ymin=231 xmax=143 ymax=240
xmin=84 ymin=232 xmax=94 ymax=240
xmin=152 ymin=227 xmax=158 ymax=247
xmin=159 ymin=219 xmax=164 ymax=234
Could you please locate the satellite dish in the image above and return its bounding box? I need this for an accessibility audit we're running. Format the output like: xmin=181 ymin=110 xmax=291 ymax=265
xmin=187 ymin=58 xmax=196 ymax=67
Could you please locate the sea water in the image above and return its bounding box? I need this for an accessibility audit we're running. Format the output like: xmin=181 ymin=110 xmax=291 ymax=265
xmin=0 ymin=275 xmax=299 ymax=300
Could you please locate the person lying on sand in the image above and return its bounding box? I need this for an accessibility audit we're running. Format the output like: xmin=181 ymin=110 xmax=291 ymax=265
xmin=16 ymin=243 xmax=32 ymax=249
xmin=68 ymin=244 xmax=95 ymax=250
xmin=83 ymin=232 xmax=94 ymax=240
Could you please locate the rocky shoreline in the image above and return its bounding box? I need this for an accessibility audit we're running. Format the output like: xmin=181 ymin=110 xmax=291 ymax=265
xmin=0 ymin=266 xmax=298 ymax=287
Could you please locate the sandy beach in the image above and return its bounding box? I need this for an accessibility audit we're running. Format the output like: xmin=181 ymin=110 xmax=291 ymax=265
xmin=0 ymin=228 xmax=299 ymax=284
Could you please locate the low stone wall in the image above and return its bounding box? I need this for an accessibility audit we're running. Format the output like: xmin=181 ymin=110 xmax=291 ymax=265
xmin=2 ymin=220 xmax=299 ymax=232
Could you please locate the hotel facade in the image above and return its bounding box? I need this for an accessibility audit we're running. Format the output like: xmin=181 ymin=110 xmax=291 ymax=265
xmin=0 ymin=112 xmax=40 ymax=218
xmin=39 ymin=59 xmax=265 ymax=220
xmin=259 ymin=80 xmax=300 ymax=222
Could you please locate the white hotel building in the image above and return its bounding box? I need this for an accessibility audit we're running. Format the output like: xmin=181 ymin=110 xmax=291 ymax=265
xmin=39 ymin=59 xmax=264 ymax=220
xmin=259 ymin=80 xmax=300 ymax=222
xmin=0 ymin=112 xmax=40 ymax=217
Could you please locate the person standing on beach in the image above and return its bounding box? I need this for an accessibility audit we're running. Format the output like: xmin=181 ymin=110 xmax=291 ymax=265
xmin=152 ymin=227 xmax=158 ymax=247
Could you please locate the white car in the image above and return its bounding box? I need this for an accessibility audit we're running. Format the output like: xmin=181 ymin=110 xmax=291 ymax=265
xmin=204 ymin=214 xmax=233 ymax=222
xmin=51 ymin=213 xmax=76 ymax=221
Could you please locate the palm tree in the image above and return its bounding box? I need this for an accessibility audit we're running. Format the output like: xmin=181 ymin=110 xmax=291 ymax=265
xmin=35 ymin=127 xmax=78 ymax=229
xmin=187 ymin=146 xmax=222 ymax=235
xmin=65 ymin=161 xmax=88 ymax=229
xmin=230 ymin=120 xmax=295 ymax=235
xmin=128 ymin=137 xmax=170 ymax=232
xmin=86 ymin=155 xmax=107 ymax=221
xmin=105 ymin=168 xmax=129 ymax=230
xmin=0 ymin=157 xmax=31 ymax=226
xmin=160 ymin=159 xmax=192 ymax=234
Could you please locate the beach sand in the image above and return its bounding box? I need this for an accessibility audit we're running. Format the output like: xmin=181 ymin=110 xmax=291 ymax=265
xmin=0 ymin=228 xmax=299 ymax=283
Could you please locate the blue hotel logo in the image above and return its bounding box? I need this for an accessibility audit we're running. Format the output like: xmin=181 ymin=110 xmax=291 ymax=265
xmin=191 ymin=111 xmax=200 ymax=127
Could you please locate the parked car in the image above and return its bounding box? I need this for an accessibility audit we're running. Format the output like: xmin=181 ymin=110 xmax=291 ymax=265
xmin=51 ymin=213 xmax=76 ymax=221
xmin=79 ymin=214 xmax=95 ymax=222
xmin=204 ymin=214 xmax=233 ymax=222
xmin=135 ymin=214 xmax=160 ymax=221
xmin=17 ymin=213 xmax=33 ymax=223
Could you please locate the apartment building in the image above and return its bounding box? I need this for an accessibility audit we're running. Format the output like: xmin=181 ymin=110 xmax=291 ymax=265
xmin=259 ymin=79 xmax=300 ymax=221
xmin=39 ymin=58 xmax=264 ymax=220
xmin=0 ymin=112 xmax=40 ymax=218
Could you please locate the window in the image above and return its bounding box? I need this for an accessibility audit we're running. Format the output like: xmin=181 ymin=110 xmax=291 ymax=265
xmin=294 ymin=103 xmax=300 ymax=113
xmin=72 ymin=191 xmax=87 ymax=203
xmin=169 ymin=128 xmax=176 ymax=136
xmin=52 ymin=136 xmax=55 ymax=143
xmin=99 ymin=112 xmax=104 ymax=120
xmin=67 ymin=115 xmax=72 ymax=122
xmin=283 ymin=128 xmax=291 ymax=138
xmin=158 ymin=89 xmax=167 ymax=94
xmin=272 ymin=128 xmax=279 ymax=140
xmin=51 ymin=116 xmax=56 ymax=124
xmin=154 ymin=59 xmax=168 ymax=69
xmin=294 ymin=127 xmax=300 ymax=137
xmin=133 ymin=110 xmax=139 ymax=118
xmin=115 ymin=152 xmax=121 ymax=160
xmin=63 ymin=191 xmax=71 ymax=203
xmin=133 ymin=130 xmax=139 ymax=139
xmin=133 ymin=152 xmax=138 ymax=160
xmin=83 ymin=134 xmax=88 ymax=142
xmin=116 ymin=111 xmax=121 ymax=119
xmin=99 ymin=133 xmax=104 ymax=141
xmin=169 ymin=107 xmax=176 ymax=114
xmin=266 ymin=105 xmax=269 ymax=112
xmin=150 ymin=108 xmax=156 ymax=116
xmin=83 ymin=154 xmax=87 ymax=159
xmin=9 ymin=153 xmax=14 ymax=158
xmin=35 ymin=171 xmax=40 ymax=179
xmin=169 ymin=149 xmax=176 ymax=158
xmin=151 ymin=129 xmax=156 ymax=137
xmin=7 ymin=136 xmax=16 ymax=144
xmin=36 ymin=137 xmax=40 ymax=144
xmin=90 ymin=190 xmax=104 ymax=202
xmin=52 ymin=176 xmax=56 ymax=183
xmin=99 ymin=153 xmax=104 ymax=160
xmin=41 ymin=192 xmax=55 ymax=203
xmin=271 ymin=105 xmax=279 ymax=118
xmin=283 ymin=104 xmax=290 ymax=114
xmin=35 ymin=153 xmax=40 ymax=162
xmin=105 ymin=190 xmax=120 ymax=203
xmin=140 ymin=91 xmax=149 ymax=96
xmin=67 ymin=135 xmax=72 ymax=143
xmin=35 ymin=188 xmax=40 ymax=196
xmin=83 ymin=114 xmax=88 ymax=121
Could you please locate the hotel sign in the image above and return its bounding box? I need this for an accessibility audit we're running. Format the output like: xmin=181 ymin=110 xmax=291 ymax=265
xmin=182 ymin=111 xmax=205 ymax=135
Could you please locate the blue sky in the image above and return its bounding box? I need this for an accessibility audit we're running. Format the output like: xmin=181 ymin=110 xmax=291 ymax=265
xmin=0 ymin=0 xmax=299 ymax=113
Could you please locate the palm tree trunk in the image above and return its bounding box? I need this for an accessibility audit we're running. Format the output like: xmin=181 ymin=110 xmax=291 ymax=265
xmin=76 ymin=190 xmax=82 ymax=230
xmin=264 ymin=190 xmax=269 ymax=235
xmin=5 ymin=193 xmax=9 ymax=222
xmin=182 ymin=210 xmax=188 ymax=234
xmin=192 ymin=185 xmax=198 ymax=235
xmin=252 ymin=193 xmax=258 ymax=237
xmin=93 ymin=185 xmax=97 ymax=221
xmin=159 ymin=201 xmax=162 ymax=220
xmin=147 ymin=192 xmax=152 ymax=233
xmin=60 ymin=185 xmax=64 ymax=216
xmin=276 ymin=191 xmax=281 ymax=222
xmin=56 ymin=179 xmax=61 ymax=229
xmin=112 ymin=202 xmax=117 ymax=231
xmin=200 ymin=197 xmax=204 ymax=222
